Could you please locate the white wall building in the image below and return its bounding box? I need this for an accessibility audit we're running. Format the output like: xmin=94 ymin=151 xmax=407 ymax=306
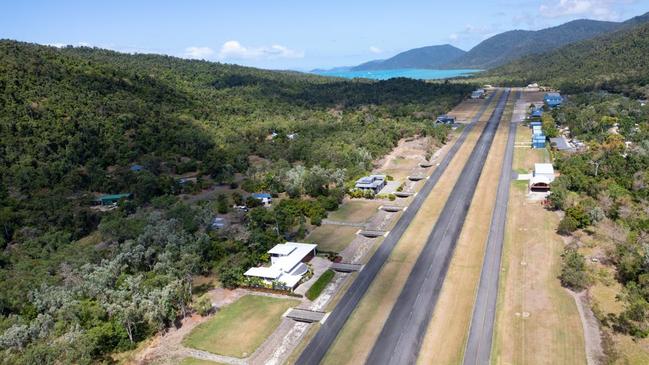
xmin=529 ymin=163 xmax=555 ymax=192
xmin=244 ymin=242 xmax=317 ymax=289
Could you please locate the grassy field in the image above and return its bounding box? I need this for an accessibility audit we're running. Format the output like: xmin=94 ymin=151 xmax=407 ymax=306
xmin=182 ymin=295 xmax=298 ymax=358
xmin=416 ymin=89 xmax=515 ymax=364
xmin=326 ymin=200 xmax=382 ymax=223
xmin=319 ymin=91 xmax=502 ymax=365
xmin=491 ymin=123 xmax=586 ymax=364
xmin=304 ymin=225 xmax=359 ymax=253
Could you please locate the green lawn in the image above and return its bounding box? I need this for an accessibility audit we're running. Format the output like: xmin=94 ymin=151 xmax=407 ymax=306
xmin=182 ymin=295 xmax=299 ymax=358
xmin=306 ymin=269 xmax=335 ymax=301
xmin=305 ymin=225 xmax=359 ymax=253
xmin=326 ymin=200 xmax=381 ymax=223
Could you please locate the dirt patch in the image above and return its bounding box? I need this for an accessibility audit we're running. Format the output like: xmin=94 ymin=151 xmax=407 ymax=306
xmin=568 ymin=290 xmax=605 ymax=365
xmin=374 ymin=136 xmax=437 ymax=181
xmin=129 ymin=288 xmax=244 ymax=365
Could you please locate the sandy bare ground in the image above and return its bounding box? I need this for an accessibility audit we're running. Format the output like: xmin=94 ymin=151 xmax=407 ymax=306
xmin=130 ymin=288 xmax=245 ymax=365
xmin=569 ymin=290 xmax=605 ymax=365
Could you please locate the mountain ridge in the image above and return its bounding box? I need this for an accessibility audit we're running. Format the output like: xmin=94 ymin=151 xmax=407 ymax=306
xmin=352 ymin=44 xmax=466 ymax=71
xmin=326 ymin=12 xmax=649 ymax=72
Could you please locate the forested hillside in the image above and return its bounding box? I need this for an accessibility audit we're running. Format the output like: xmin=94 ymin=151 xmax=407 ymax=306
xmin=352 ymin=44 xmax=466 ymax=71
xmin=446 ymin=19 xmax=622 ymax=69
xmin=484 ymin=21 xmax=649 ymax=97
xmin=0 ymin=40 xmax=470 ymax=364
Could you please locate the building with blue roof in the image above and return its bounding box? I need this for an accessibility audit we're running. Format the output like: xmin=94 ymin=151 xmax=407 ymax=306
xmin=544 ymin=93 xmax=563 ymax=108
xmin=130 ymin=164 xmax=144 ymax=172
xmin=252 ymin=193 xmax=273 ymax=205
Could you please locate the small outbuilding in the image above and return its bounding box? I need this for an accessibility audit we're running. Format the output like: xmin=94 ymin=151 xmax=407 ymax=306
xmin=94 ymin=193 xmax=132 ymax=206
xmin=471 ymin=89 xmax=486 ymax=99
xmin=550 ymin=136 xmax=576 ymax=152
xmin=210 ymin=217 xmax=227 ymax=230
xmin=252 ymin=193 xmax=273 ymax=205
xmin=436 ymin=115 xmax=456 ymax=124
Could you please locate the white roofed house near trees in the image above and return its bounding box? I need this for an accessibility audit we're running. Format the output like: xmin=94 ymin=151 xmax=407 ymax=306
xmin=244 ymin=242 xmax=317 ymax=290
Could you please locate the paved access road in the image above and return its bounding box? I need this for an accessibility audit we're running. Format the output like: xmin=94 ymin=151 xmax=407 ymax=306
xmin=462 ymin=90 xmax=521 ymax=365
xmin=366 ymin=89 xmax=511 ymax=365
xmin=295 ymin=93 xmax=498 ymax=365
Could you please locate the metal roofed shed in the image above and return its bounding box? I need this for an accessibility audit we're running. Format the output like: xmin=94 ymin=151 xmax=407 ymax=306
xmin=550 ymin=136 xmax=576 ymax=152
xmin=436 ymin=115 xmax=456 ymax=124
xmin=534 ymin=163 xmax=555 ymax=182
xmin=252 ymin=193 xmax=273 ymax=205
xmin=94 ymin=193 xmax=132 ymax=206
xmin=544 ymin=92 xmax=563 ymax=108
xmin=210 ymin=217 xmax=227 ymax=230
xmin=471 ymin=89 xmax=486 ymax=99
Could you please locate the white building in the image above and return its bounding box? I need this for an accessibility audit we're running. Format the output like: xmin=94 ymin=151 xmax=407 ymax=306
xmin=529 ymin=163 xmax=555 ymax=192
xmin=471 ymin=89 xmax=486 ymax=99
xmin=244 ymin=242 xmax=317 ymax=290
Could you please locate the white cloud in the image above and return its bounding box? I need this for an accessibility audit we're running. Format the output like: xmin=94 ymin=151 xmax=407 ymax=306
xmin=218 ymin=40 xmax=304 ymax=60
xmin=448 ymin=33 xmax=459 ymax=41
xmin=184 ymin=46 xmax=215 ymax=59
xmin=369 ymin=46 xmax=382 ymax=54
xmin=538 ymin=0 xmax=627 ymax=20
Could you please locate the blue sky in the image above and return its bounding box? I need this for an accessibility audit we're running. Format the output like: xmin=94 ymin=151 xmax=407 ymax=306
xmin=2 ymin=0 xmax=648 ymax=70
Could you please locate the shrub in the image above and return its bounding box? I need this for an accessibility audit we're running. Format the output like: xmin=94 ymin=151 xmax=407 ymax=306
xmin=559 ymin=247 xmax=590 ymax=290
xmin=558 ymin=215 xmax=579 ymax=235
xmin=194 ymin=294 xmax=213 ymax=316
xmin=310 ymin=215 xmax=322 ymax=226
xmin=566 ymin=205 xmax=590 ymax=228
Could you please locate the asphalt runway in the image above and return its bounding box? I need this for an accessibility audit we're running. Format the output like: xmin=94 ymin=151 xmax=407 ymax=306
xmin=294 ymin=92 xmax=498 ymax=365
xmin=462 ymin=90 xmax=521 ymax=365
xmin=365 ymin=89 xmax=510 ymax=365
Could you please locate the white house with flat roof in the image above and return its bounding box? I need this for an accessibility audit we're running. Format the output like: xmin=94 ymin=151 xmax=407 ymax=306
xmin=244 ymin=242 xmax=317 ymax=290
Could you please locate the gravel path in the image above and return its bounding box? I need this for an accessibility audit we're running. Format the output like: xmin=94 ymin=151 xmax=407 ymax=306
xmin=569 ymin=289 xmax=604 ymax=365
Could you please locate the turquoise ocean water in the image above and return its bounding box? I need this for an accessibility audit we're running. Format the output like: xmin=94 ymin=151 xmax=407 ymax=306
xmin=312 ymin=68 xmax=481 ymax=80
